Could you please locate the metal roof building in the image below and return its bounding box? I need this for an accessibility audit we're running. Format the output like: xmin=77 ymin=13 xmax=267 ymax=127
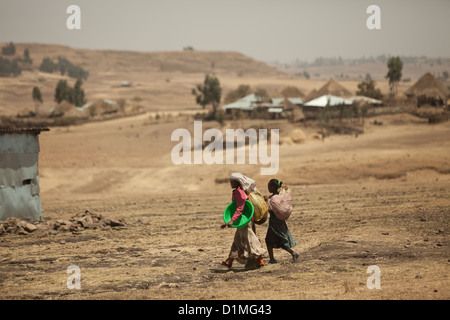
xmin=303 ymin=95 xmax=353 ymax=107
xmin=0 ymin=128 xmax=49 ymax=221
xmin=222 ymin=94 xmax=262 ymax=112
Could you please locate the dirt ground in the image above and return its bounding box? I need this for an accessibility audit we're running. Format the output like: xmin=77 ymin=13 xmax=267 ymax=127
xmin=0 ymin=112 xmax=449 ymax=300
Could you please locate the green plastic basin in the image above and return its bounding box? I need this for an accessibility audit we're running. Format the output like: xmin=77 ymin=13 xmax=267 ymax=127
xmin=223 ymin=200 xmax=254 ymax=228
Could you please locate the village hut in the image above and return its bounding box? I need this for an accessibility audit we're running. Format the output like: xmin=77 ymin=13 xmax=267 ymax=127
xmin=302 ymin=94 xmax=353 ymax=120
xmin=222 ymin=93 xmax=262 ymax=114
xmin=280 ymin=86 xmax=306 ymax=99
xmin=0 ymin=128 xmax=49 ymax=221
xmin=404 ymin=73 xmax=450 ymax=107
xmin=304 ymin=79 xmax=353 ymax=102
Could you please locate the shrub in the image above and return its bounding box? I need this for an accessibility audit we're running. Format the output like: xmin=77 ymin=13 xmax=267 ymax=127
xmin=0 ymin=56 xmax=21 ymax=77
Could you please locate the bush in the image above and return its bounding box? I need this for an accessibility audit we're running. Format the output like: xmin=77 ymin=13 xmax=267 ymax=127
xmin=356 ymin=80 xmax=383 ymax=99
xmin=0 ymin=56 xmax=21 ymax=77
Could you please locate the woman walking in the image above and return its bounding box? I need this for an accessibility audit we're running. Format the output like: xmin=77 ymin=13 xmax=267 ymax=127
xmin=220 ymin=173 xmax=266 ymax=269
xmin=264 ymin=179 xmax=299 ymax=264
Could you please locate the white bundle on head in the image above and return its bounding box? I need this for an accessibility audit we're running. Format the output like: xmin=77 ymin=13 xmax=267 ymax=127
xmin=229 ymin=172 xmax=257 ymax=193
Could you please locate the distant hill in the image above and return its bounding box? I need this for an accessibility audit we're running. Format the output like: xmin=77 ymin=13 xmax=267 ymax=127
xmin=0 ymin=42 xmax=290 ymax=115
xmin=1 ymin=42 xmax=285 ymax=77
xmin=270 ymin=56 xmax=450 ymax=83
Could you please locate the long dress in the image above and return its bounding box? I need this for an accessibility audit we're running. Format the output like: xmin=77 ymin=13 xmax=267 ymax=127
xmin=228 ymin=220 xmax=267 ymax=264
xmin=227 ymin=186 xmax=266 ymax=264
xmin=265 ymin=210 xmax=296 ymax=250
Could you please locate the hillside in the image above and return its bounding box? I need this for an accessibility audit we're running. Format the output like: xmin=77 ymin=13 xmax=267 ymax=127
xmin=0 ymin=42 xmax=291 ymax=115
xmin=2 ymin=43 xmax=448 ymax=117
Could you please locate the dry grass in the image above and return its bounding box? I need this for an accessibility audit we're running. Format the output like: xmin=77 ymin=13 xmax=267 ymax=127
xmin=1 ymin=43 xmax=449 ymax=300
xmin=1 ymin=112 xmax=449 ymax=300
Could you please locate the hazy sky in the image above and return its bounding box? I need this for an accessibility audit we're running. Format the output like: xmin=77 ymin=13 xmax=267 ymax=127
xmin=1 ymin=0 xmax=449 ymax=63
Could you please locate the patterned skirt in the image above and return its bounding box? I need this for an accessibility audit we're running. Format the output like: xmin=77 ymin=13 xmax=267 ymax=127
xmin=228 ymin=221 xmax=267 ymax=264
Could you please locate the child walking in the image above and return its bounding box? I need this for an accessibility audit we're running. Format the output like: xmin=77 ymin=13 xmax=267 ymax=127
xmin=220 ymin=173 xmax=266 ymax=269
xmin=264 ymin=179 xmax=299 ymax=264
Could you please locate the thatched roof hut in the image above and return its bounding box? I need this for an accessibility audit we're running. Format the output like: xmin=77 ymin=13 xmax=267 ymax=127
xmin=304 ymin=79 xmax=352 ymax=102
xmin=404 ymin=73 xmax=450 ymax=106
xmin=281 ymin=86 xmax=306 ymax=98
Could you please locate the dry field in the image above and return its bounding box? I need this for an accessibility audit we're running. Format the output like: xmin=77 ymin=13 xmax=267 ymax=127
xmin=0 ymin=111 xmax=449 ymax=300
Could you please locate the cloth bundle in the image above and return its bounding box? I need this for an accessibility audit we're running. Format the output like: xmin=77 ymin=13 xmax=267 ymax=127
xmin=269 ymin=186 xmax=293 ymax=221
xmin=230 ymin=173 xmax=268 ymax=224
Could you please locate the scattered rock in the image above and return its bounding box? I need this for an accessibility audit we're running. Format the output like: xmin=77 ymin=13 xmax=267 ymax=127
xmin=23 ymin=223 xmax=37 ymax=233
xmin=158 ymin=282 xmax=179 ymax=289
xmin=108 ymin=218 xmax=126 ymax=227
xmin=0 ymin=210 xmax=127 ymax=237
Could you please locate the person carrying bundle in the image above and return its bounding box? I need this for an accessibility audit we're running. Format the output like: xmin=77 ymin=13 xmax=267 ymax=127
xmin=264 ymin=179 xmax=299 ymax=264
xmin=220 ymin=173 xmax=267 ymax=269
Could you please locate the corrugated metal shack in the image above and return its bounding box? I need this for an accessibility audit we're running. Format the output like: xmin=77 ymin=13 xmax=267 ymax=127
xmin=0 ymin=128 xmax=49 ymax=221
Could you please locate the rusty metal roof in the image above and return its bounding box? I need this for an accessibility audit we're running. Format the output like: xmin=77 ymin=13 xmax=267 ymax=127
xmin=0 ymin=128 xmax=50 ymax=135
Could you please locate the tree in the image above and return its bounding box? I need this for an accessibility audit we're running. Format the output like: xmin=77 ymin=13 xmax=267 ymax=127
xmin=39 ymin=58 xmax=58 ymax=73
xmin=54 ymin=79 xmax=72 ymax=104
xmin=224 ymin=84 xmax=251 ymax=104
xmin=72 ymin=79 xmax=86 ymax=106
xmin=39 ymin=56 xmax=89 ymax=79
xmin=2 ymin=42 xmax=16 ymax=56
xmin=386 ymin=56 xmax=403 ymax=96
xmin=54 ymin=78 xmax=86 ymax=106
xmin=254 ymin=87 xmax=271 ymax=103
xmin=32 ymin=87 xmax=43 ymax=115
xmin=443 ymin=71 xmax=449 ymax=80
xmin=0 ymin=56 xmax=21 ymax=77
xmin=23 ymin=49 xmax=32 ymax=64
xmin=192 ymin=74 xmax=222 ymax=117
xmin=356 ymin=80 xmax=383 ymax=99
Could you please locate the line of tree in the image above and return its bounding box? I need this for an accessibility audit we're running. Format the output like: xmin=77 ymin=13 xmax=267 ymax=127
xmin=54 ymin=79 xmax=86 ymax=106
xmin=1 ymin=42 xmax=16 ymax=56
xmin=39 ymin=56 xmax=89 ymax=80
xmin=29 ymin=78 xmax=87 ymax=116
xmin=0 ymin=46 xmax=34 ymax=77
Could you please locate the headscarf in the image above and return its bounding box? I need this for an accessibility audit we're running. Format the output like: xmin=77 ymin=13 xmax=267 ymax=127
xmin=229 ymin=172 xmax=257 ymax=193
